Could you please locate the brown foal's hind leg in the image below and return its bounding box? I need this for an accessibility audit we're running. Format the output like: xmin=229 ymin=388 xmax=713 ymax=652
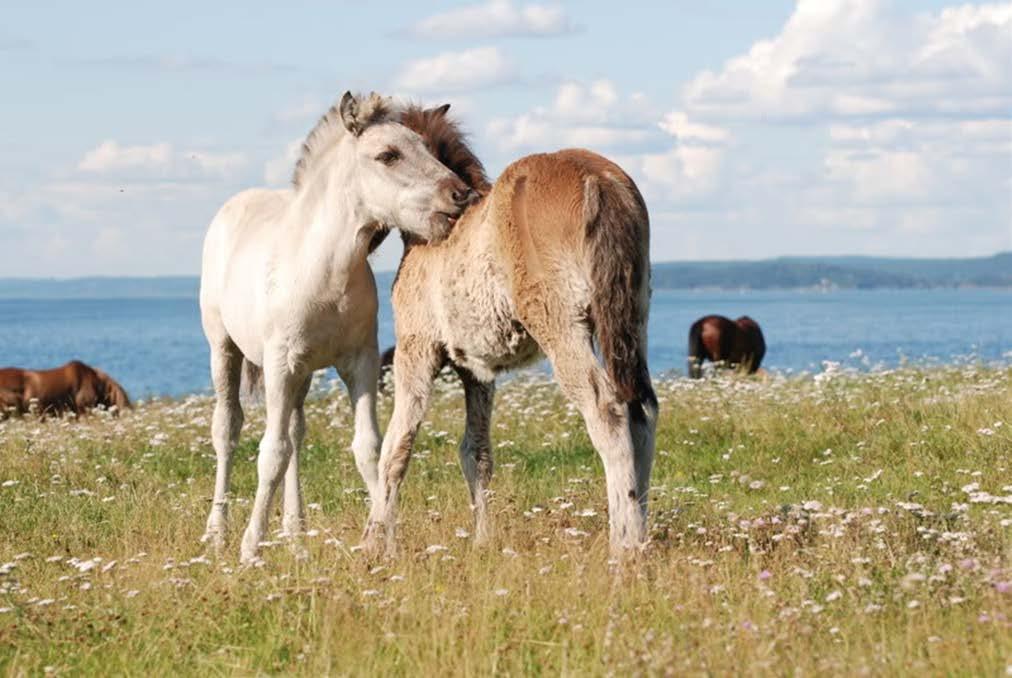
xmin=521 ymin=305 xmax=645 ymax=553
xmin=362 ymin=338 xmax=443 ymax=557
xmin=453 ymin=365 xmax=495 ymax=545
xmin=630 ymin=321 xmax=658 ymax=523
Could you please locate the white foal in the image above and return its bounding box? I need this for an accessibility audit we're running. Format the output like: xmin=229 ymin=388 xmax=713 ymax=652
xmin=199 ymin=92 xmax=473 ymax=563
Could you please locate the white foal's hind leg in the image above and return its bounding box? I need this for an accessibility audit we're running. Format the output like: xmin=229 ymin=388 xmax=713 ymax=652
xmin=337 ymin=350 xmax=382 ymax=504
xmin=281 ymin=375 xmax=312 ymax=539
xmin=240 ymin=357 xmax=301 ymax=565
xmin=362 ymin=341 xmax=442 ymax=557
xmin=453 ymin=366 xmax=495 ymax=545
xmin=202 ymin=341 xmax=244 ymax=551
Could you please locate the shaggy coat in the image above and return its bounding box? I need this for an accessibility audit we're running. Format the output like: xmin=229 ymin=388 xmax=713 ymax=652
xmin=0 ymin=360 xmax=130 ymax=418
xmin=367 ymin=108 xmax=657 ymax=554
xmin=687 ymin=315 xmax=766 ymax=378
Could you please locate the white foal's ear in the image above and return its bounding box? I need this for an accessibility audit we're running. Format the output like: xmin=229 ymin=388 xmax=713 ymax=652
xmin=339 ymin=91 xmax=364 ymax=136
xmin=433 ymin=103 xmax=451 ymax=116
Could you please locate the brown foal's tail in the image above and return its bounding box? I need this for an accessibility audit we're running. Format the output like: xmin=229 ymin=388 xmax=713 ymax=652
xmin=97 ymin=370 xmax=132 ymax=411
xmin=584 ymin=171 xmax=657 ymax=416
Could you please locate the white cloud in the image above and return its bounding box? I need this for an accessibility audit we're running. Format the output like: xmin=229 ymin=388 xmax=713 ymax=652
xmin=486 ymin=80 xmax=731 ymax=202
xmin=0 ymin=179 xmax=234 ymax=276
xmin=683 ymin=0 xmax=1012 ymax=121
xmin=272 ymin=97 xmax=323 ymax=124
xmin=407 ymin=0 xmax=575 ymax=39
xmin=393 ymin=47 xmax=514 ymax=94
xmin=612 ymin=0 xmax=1012 ymax=260
xmin=78 ymin=141 xmax=173 ymax=173
xmin=658 ymin=112 xmax=730 ymax=144
xmin=823 ymin=117 xmax=1012 ymax=204
xmin=263 ymin=139 xmax=303 ymax=187
xmin=486 ymin=80 xmax=665 ymax=152
xmin=77 ymin=140 xmax=247 ymax=179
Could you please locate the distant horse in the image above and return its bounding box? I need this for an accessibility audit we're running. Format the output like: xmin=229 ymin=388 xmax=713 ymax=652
xmin=687 ymin=315 xmax=766 ymax=378
xmin=0 ymin=360 xmax=130 ymax=418
xmin=199 ymin=92 xmax=474 ymax=563
xmin=363 ymin=105 xmax=657 ymax=556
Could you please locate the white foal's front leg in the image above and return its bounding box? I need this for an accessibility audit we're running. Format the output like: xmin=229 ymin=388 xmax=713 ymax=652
xmin=281 ymin=376 xmax=312 ymax=539
xmin=202 ymin=344 xmax=244 ymax=551
xmin=338 ymin=350 xmax=382 ymax=504
xmin=240 ymin=356 xmax=301 ymax=565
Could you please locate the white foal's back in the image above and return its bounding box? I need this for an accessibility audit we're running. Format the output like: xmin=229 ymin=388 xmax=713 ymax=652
xmin=200 ymin=187 xmax=292 ymax=365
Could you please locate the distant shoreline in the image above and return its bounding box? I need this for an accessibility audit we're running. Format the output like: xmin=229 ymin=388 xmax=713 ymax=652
xmin=2 ymin=252 xmax=1009 ymax=297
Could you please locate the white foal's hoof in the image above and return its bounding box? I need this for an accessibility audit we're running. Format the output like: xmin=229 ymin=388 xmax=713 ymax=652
xmin=280 ymin=516 xmax=305 ymax=540
xmin=239 ymin=533 xmax=262 ymax=566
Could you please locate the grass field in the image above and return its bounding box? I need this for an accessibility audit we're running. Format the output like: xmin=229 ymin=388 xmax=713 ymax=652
xmin=1 ymin=365 xmax=1009 ymax=675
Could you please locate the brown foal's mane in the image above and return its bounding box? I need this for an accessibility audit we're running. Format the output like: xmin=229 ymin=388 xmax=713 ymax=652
xmin=400 ymin=104 xmax=491 ymax=195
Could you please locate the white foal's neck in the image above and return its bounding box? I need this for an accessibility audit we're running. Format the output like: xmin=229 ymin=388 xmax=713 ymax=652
xmin=292 ymin=139 xmax=377 ymax=283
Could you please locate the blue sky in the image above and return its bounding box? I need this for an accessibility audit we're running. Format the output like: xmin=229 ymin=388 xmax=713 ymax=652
xmin=1 ymin=0 xmax=1009 ymax=276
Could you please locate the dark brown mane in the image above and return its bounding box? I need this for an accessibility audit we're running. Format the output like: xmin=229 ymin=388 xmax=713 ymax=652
xmin=401 ymin=105 xmax=491 ymax=195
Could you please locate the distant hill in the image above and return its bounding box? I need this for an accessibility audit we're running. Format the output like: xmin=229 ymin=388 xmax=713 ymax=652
xmin=1 ymin=253 xmax=1008 ymax=297
xmin=651 ymin=252 xmax=1012 ymax=290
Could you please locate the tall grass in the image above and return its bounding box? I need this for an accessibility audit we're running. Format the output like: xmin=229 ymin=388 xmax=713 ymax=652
xmin=1 ymin=366 xmax=1009 ymax=675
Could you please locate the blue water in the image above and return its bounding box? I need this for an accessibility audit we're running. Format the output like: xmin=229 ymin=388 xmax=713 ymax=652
xmin=1 ymin=289 xmax=1009 ymax=398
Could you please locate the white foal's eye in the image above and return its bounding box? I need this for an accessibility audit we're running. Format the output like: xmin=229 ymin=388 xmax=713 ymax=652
xmin=375 ymin=148 xmax=402 ymax=165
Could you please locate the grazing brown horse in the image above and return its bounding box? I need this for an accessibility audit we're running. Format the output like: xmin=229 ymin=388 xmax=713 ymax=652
xmin=0 ymin=360 xmax=131 ymax=417
xmin=687 ymin=315 xmax=766 ymax=378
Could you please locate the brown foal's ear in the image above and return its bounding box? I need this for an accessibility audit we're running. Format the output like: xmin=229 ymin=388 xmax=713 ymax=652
xmin=432 ymin=103 xmax=451 ymax=117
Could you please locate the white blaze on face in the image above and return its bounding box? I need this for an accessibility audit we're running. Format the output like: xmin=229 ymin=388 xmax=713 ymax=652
xmin=352 ymin=122 xmax=459 ymax=242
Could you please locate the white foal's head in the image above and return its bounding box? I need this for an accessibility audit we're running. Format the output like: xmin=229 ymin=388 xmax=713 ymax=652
xmin=338 ymin=92 xmax=474 ymax=243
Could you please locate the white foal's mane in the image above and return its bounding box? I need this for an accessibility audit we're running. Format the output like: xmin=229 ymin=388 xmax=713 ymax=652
xmin=291 ymin=92 xmax=399 ymax=190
